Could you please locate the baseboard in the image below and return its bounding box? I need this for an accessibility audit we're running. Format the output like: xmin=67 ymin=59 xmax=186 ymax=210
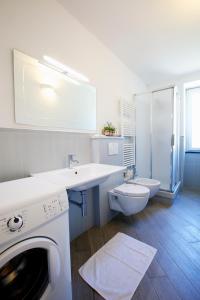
xmin=153 ymin=181 xmax=181 ymax=205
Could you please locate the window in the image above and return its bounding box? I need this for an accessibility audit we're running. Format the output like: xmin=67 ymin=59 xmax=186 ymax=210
xmin=186 ymin=87 xmax=200 ymax=151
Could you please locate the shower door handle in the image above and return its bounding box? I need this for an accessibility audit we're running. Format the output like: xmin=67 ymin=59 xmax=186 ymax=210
xmin=171 ymin=134 xmax=175 ymax=147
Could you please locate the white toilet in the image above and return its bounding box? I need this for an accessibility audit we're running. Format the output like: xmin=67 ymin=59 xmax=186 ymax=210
xmin=109 ymin=183 xmax=150 ymax=216
xmin=128 ymin=177 xmax=160 ymax=198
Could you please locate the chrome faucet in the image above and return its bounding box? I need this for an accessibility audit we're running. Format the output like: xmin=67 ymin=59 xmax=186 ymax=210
xmin=68 ymin=154 xmax=79 ymax=169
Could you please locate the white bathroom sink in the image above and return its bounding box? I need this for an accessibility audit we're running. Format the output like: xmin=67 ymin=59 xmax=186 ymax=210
xmin=32 ymin=163 xmax=126 ymax=191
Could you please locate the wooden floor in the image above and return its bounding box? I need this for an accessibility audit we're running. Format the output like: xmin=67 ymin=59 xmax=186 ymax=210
xmin=71 ymin=189 xmax=200 ymax=300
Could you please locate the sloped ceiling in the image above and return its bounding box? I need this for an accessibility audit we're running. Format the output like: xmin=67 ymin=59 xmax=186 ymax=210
xmin=58 ymin=0 xmax=200 ymax=85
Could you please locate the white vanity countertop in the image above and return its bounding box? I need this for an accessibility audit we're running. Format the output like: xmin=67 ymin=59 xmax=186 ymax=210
xmin=32 ymin=163 xmax=126 ymax=190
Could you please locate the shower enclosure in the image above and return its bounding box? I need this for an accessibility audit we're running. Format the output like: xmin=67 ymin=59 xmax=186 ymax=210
xmin=135 ymin=86 xmax=181 ymax=193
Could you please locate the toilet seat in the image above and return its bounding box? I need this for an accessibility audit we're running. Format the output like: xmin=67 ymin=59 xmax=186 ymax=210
xmin=114 ymin=183 xmax=150 ymax=197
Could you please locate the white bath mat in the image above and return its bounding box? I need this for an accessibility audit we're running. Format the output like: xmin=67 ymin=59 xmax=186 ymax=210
xmin=79 ymin=232 xmax=157 ymax=300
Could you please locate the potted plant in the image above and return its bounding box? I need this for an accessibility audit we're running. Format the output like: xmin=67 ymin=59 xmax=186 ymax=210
xmin=102 ymin=122 xmax=116 ymax=136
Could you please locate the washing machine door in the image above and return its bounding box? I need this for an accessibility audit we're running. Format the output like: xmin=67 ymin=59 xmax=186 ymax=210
xmin=0 ymin=237 xmax=61 ymax=300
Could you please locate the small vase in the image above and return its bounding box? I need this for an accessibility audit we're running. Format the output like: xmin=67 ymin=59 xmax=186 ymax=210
xmin=104 ymin=130 xmax=110 ymax=136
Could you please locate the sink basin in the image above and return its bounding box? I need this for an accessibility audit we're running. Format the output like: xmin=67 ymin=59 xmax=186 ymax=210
xmin=32 ymin=163 xmax=126 ymax=191
xmin=54 ymin=166 xmax=110 ymax=191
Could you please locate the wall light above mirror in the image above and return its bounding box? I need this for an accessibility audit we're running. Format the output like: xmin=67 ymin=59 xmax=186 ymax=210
xmin=43 ymin=55 xmax=90 ymax=83
xmin=13 ymin=49 xmax=96 ymax=132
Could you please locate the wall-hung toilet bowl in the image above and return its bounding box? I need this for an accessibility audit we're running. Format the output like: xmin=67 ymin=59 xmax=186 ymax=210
xmin=108 ymin=183 xmax=150 ymax=216
xmin=128 ymin=178 xmax=160 ymax=198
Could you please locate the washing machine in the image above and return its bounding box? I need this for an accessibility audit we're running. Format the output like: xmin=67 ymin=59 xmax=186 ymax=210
xmin=0 ymin=177 xmax=72 ymax=300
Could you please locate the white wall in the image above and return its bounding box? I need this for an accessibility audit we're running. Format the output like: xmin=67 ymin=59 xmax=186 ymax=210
xmin=0 ymin=0 xmax=146 ymax=133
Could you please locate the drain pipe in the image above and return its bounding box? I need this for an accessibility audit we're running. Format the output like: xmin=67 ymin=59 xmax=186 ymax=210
xmin=68 ymin=190 xmax=87 ymax=217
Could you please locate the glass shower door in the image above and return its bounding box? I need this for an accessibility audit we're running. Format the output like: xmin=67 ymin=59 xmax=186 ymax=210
xmin=151 ymin=87 xmax=175 ymax=191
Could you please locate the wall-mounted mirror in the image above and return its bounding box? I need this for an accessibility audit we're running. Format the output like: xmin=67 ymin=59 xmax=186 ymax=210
xmin=13 ymin=50 xmax=96 ymax=132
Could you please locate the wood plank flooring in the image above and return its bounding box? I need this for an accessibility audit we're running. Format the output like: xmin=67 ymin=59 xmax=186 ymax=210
xmin=70 ymin=189 xmax=200 ymax=300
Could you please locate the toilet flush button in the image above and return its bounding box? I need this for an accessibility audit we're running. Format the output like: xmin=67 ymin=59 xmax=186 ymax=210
xmin=7 ymin=215 xmax=23 ymax=232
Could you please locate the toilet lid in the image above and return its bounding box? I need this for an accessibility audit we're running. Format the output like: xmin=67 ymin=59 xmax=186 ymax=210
xmin=114 ymin=183 xmax=150 ymax=197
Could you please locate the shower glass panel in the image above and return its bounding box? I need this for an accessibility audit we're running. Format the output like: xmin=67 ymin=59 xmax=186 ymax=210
xmin=151 ymin=87 xmax=179 ymax=191
xmin=172 ymin=89 xmax=180 ymax=191
xmin=135 ymin=86 xmax=180 ymax=192
xmin=151 ymin=88 xmax=173 ymax=190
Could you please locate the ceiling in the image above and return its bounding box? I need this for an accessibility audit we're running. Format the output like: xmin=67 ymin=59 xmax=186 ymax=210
xmin=58 ymin=0 xmax=200 ymax=86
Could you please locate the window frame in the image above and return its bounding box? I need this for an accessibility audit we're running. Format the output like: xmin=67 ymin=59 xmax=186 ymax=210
xmin=185 ymin=87 xmax=200 ymax=152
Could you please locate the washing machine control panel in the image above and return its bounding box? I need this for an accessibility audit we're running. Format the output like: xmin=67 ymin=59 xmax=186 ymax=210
xmin=42 ymin=193 xmax=68 ymax=219
xmin=0 ymin=190 xmax=68 ymax=244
